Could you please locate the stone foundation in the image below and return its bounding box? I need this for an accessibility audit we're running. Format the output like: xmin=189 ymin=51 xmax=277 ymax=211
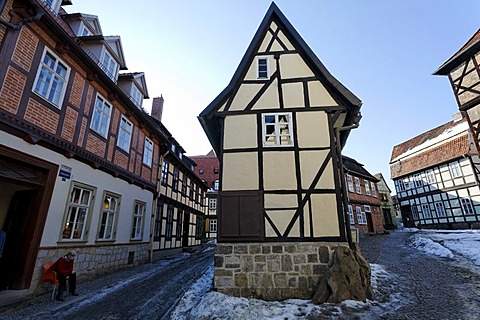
xmin=214 ymin=242 xmax=348 ymax=300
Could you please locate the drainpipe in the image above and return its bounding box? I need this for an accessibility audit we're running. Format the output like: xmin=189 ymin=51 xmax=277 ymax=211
xmin=0 ymin=0 xmax=45 ymax=30
xmin=335 ymin=113 xmax=361 ymax=251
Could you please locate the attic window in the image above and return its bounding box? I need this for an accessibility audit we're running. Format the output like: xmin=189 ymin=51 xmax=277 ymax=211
xmin=81 ymin=25 xmax=92 ymax=37
xmin=131 ymin=85 xmax=143 ymax=108
xmin=257 ymin=57 xmax=269 ymax=79
xmin=44 ymin=0 xmax=62 ymax=14
xmin=102 ymin=50 xmax=118 ymax=80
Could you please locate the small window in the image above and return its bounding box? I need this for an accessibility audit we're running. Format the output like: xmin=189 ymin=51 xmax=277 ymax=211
xmin=199 ymin=169 xmax=204 ymax=174
xmin=356 ymin=206 xmax=367 ymax=225
xmin=117 ymin=116 xmax=133 ymax=152
xmin=371 ymin=182 xmax=377 ymax=197
xmin=176 ymin=210 xmax=183 ymax=240
xmin=426 ymin=170 xmax=436 ymax=184
xmin=33 ymin=49 xmax=70 ymax=107
xmin=461 ymin=198 xmax=474 ymax=215
xmin=195 ymin=215 xmax=203 ymax=240
xmin=422 ymin=204 xmax=431 ymax=218
xmin=355 ymin=177 xmax=362 ymax=194
xmin=131 ymin=201 xmax=145 ymax=240
xmin=154 ymin=203 xmax=163 ymax=241
xmin=414 ymin=174 xmax=423 ymax=187
xmin=348 ymin=205 xmax=354 ymax=225
xmin=435 ymin=202 xmax=446 ymax=218
xmin=214 ymin=168 xmax=219 ymax=174
xmin=81 ymin=25 xmax=92 ymax=36
xmin=90 ymin=95 xmax=112 ymax=138
xmin=262 ymin=113 xmax=293 ymax=147
xmin=102 ymin=50 xmax=118 ymax=80
xmin=257 ymin=56 xmax=269 ymax=79
xmin=98 ymin=193 xmax=120 ymax=240
xmin=161 ymin=160 xmax=169 ymax=185
xmin=449 ymin=162 xmax=462 ymax=178
xmin=44 ymin=0 xmax=62 ymax=14
xmin=173 ymin=168 xmax=179 ymax=191
xmin=210 ymin=219 xmax=217 ymax=233
xmin=143 ymin=138 xmax=154 ymax=167
xmin=214 ymin=179 xmax=219 ymax=191
xmin=412 ymin=206 xmax=419 ymax=220
xmin=166 ymin=207 xmax=174 ymax=241
xmin=131 ymin=85 xmax=143 ymax=108
xmin=209 ymin=198 xmax=217 ymax=210
xmin=365 ymin=181 xmax=371 ymax=196
xmin=182 ymin=175 xmax=187 ymax=195
xmin=346 ymin=175 xmax=354 ymax=192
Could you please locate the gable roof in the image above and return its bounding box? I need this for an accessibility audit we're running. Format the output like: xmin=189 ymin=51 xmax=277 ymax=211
xmin=343 ymin=156 xmax=379 ymax=182
xmin=374 ymin=173 xmax=391 ymax=193
xmin=434 ymin=28 xmax=480 ymax=75
xmin=118 ymin=72 xmax=149 ymax=98
xmin=390 ymin=116 xmax=471 ymax=179
xmin=198 ymin=2 xmax=361 ymax=155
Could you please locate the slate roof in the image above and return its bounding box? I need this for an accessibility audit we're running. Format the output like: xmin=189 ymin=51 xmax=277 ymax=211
xmin=343 ymin=156 xmax=379 ymax=182
xmin=390 ymin=117 xmax=471 ymax=179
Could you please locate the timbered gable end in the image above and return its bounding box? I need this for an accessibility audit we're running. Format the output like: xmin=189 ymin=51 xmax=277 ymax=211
xmin=199 ymin=3 xmax=362 ymax=243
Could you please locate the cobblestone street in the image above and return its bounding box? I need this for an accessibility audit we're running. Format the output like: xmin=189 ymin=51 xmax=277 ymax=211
xmin=359 ymin=230 xmax=480 ymax=319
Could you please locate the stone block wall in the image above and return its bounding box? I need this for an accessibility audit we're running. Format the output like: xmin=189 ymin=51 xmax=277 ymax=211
xmin=214 ymin=242 xmax=348 ymax=301
xmin=32 ymin=243 xmax=149 ymax=295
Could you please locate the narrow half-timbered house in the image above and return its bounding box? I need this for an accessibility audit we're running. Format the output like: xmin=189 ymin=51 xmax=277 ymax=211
xmin=0 ymin=0 xmax=167 ymax=299
xmin=390 ymin=113 xmax=480 ymax=229
xmin=374 ymin=173 xmax=397 ymax=230
xmin=199 ymin=3 xmax=362 ymax=300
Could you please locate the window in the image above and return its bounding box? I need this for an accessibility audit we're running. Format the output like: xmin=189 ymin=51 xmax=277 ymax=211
xmin=131 ymin=201 xmax=145 ymax=240
xmin=414 ymin=174 xmax=423 ymax=187
xmin=214 ymin=179 xmax=219 ymax=191
xmin=33 ymin=49 xmax=70 ymax=107
xmin=449 ymin=162 xmax=462 ymax=178
xmin=210 ymin=219 xmax=217 ymax=233
xmin=98 ymin=193 xmax=120 ymax=240
xmin=199 ymin=169 xmax=204 ymax=174
xmin=195 ymin=215 xmax=203 ymax=240
xmin=143 ymin=138 xmax=154 ymax=167
xmin=365 ymin=181 xmax=371 ymax=196
xmin=397 ymin=180 xmax=405 ymax=192
xmin=44 ymin=0 xmax=62 ymax=14
xmin=117 ymin=116 xmax=133 ymax=152
xmin=182 ymin=175 xmax=187 ymax=195
xmin=435 ymin=202 xmax=446 ymax=218
xmin=262 ymin=113 xmax=293 ymax=147
xmin=176 ymin=210 xmax=183 ymax=240
xmin=426 ymin=170 xmax=436 ymax=184
xmin=62 ymin=184 xmax=94 ymax=240
xmin=355 ymin=177 xmax=362 ymax=194
xmin=371 ymin=182 xmax=377 ymax=197
xmin=461 ymin=198 xmax=475 ymax=215
xmin=154 ymin=203 xmax=163 ymax=241
xmin=161 ymin=160 xmax=169 ymax=185
xmin=209 ymin=198 xmax=217 ymax=210
xmin=166 ymin=207 xmax=174 ymax=241
xmin=102 ymin=50 xmax=118 ymax=80
xmin=131 ymin=85 xmax=143 ymax=108
xmin=214 ymin=168 xmax=219 ymax=174
xmin=190 ymin=181 xmax=194 ymax=198
xmin=356 ymin=206 xmax=367 ymax=225
xmin=348 ymin=205 xmax=354 ymax=225
xmin=412 ymin=206 xmax=419 ymax=220
xmin=422 ymin=204 xmax=431 ymax=218
xmin=173 ymin=168 xmax=179 ymax=191
xmin=90 ymin=95 xmax=112 ymax=138
xmin=346 ymin=175 xmax=354 ymax=192
xmin=257 ymin=56 xmax=269 ymax=79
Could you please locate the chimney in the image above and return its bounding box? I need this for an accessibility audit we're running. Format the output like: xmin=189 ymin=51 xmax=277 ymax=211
xmin=152 ymin=95 xmax=164 ymax=122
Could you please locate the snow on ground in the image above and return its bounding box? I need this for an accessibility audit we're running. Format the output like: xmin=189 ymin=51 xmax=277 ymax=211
xmin=172 ymin=229 xmax=480 ymax=320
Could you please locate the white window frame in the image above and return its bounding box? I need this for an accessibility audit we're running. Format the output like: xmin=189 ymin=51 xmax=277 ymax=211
xmin=117 ymin=116 xmax=133 ymax=152
xmin=143 ymin=137 xmax=154 ymax=167
xmin=209 ymin=198 xmax=217 ymax=210
xmin=449 ymin=162 xmax=462 ymax=178
xmin=426 ymin=169 xmax=436 ymax=184
xmin=371 ymin=182 xmax=377 ymax=197
xmin=365 ymin=181 xmax=371 ymax=196
xmin=210 ymin=219 xmax=217 ymax=233
xmin=98 ymin=193 xmax=120 ymax=240
xmin=131 ymin=201 xmax=145 ymax=240
xmin=347 ymin=175 xmax=354 ymax=192
xmin=262 ymin=113 xmax=293 ymax=147
xmin=435 ymin=202 xmax=446 ymax=218
xmin=131 ymin=85 xmax=143 ymax=108
xmin=348 ymin=205 xmax=354 ymax=225
xmin=101 ymin=49 xmax=118 ymax=80
xmin=355 ymin=177 xmax=362 ymax=194
xmin=256 ymin=56 xmax=269 ymax=79
xmin=214 ymin=179 xmax=219 ymax=191
xmin=33 ymin=48 xmax=70 ymax=108
xmin=161 ymin=160 xmax=169 ymax=185
xmin=44 ymin=0 xmax=62 ymax=14
xmin=422 ymin=204 xmax=432 ymax=218
xmin=90 ymin=94 xmax=112 ymax=138
xmin=461 ymin=198 xmax=475 ymax=215
xmin=356 ymin=206 xmax=367 ymax=225
xmin=62 ymin=182 xmax=95 ymax=241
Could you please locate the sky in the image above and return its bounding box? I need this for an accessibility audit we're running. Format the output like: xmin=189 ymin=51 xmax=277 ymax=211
xmin=171 ymin=229 xmax=480 ymax=319
xmin=67 ymin=1 xmax=480 ymax=192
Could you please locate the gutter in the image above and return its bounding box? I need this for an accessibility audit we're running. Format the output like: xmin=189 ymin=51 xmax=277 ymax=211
xmin=0 ymin=0 xmax=44 ymax=30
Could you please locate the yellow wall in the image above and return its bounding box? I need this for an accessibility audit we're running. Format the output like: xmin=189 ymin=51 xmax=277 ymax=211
xmin=296 ymin=111 xmax=330 ymax=148
xmin=222 ymin=152 xmax=258 ymax=190
xmin=223 ymin=114 xmax=258 ymax=149
xmin=311 ymin=194 xmax=340 ymax=236
xmin=308 ymin=81 xmax=338 ymax=107
xmin=263 ymin=151 xmax=296 ymax=190
xmin=280 ymin=54 xmax=314 ymax=79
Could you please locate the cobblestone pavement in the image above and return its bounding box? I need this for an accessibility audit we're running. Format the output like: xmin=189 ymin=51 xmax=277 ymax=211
xmin=359 ymin=230 xmax=480 ymax=320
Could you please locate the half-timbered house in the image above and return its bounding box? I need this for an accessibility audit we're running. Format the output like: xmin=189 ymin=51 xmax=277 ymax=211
xmin=390 ymin=112 xmax=480 ymax=229
xmin=374 ymin=173 xmax=397 ymax=230
xmin=198 ymin=3 xmax=362 ymax=300
xmin=190 ymin=150 xmax=220 ymax=240
xmin=343 ymin=156 xmax=383 ymax=236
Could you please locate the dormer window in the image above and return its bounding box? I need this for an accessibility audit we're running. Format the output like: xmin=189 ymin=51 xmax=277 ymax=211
xmin=131 ymin=85 xmax=143 ymax=108
xmin=81 ymin=26 xmax=92 ymax=37
xmin=171 ymin=144 xmax=176 ymax=153
xmin=257 ymin=56 xmax=269 ymax=79
xmin=44 ymin=0 xmax=62 ymax=14
xmin=102 ymin=50 xmax=118 ymax=80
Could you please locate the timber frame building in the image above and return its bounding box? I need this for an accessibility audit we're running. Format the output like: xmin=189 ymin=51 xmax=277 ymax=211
xmin=390 ymin=113 xmax=480 ymax=229
xmin=0 ymin=0 xmax=205 ymax=300
xmin=199 ymin=3 xmax=362 ymax=300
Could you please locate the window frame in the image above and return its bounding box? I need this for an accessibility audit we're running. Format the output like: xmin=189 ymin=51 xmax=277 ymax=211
xmin=143 ymin=137 xmax=154 ymax=167
xmin=355 ymin=177 xmax=362 ymax=194
xmin=97 ymin=192 xmax=121 ymax=241
xmin=213 ymin=179 xmax=219 ymax=191
xmin=90 ymin=94 xmax=112 ymax=138
xmin=101 ymin=49 xmax=118 ymax=80
xmin=348 ymin=204 xmax=354 ymax=225
xmin=256 ymin=56 xmax=269 ymax=79
xmin=161 ymin=160 xmax=169 ymax=185
xmin=165 ymin=206 xmax=174 ymax=241
xmin=172 ymin=168 xmax=179 ymax=191
xmin=435 ymin=202 xmax=446 ymax=218
xmin=130 ymin=85 xmax=143 ymax=108
xmin=426 ymin=169 xmax=436 ymax=184
xmin=365 ymin=181 xmax=371 ymax=196
xmin=346 ymin=175 xmax=354 ymax=192
xmin=131 ymin=201 xmax=145 ymax=240
xmin=371 ymin=182 xmax=377 ymax=197
xmin=33 ymin=48 xmax=70 ymax=108
xmin=422 ymin=204 xmax=432 ymax=219
xmin=209 ymin=198 xmax=217 ymax=210
xmin=195 ymin=215 xmax=203 ymax=240
xmin=176 ymin=209 xmax=183 ymax=240
xmin=461 ymin=198 xmax=475 ymax=215
xmin=449 ymin=162 xmax=462 ymax=178
xmin=61 ymin=182 xmax=95 ymax=241
xmin=356 ymin=206 xmax=367 ymax=225
xmin=210 ymin=219 xmax=217 ymax=233
xmin=261 ymin=112 xmax=294 ymax=147
xmin=117 ymin=115 xmax=133 ymax=152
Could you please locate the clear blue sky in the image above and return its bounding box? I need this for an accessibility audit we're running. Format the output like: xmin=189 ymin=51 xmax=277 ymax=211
xmin=68 ymin=1 xmax=479 ymax=192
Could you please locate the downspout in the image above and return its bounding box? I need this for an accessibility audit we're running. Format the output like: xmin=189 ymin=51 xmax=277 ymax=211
xmin=0 ymin=0 xmax=45 ymax=30
xmin=335 ymin=117 xmax=361 ymax=251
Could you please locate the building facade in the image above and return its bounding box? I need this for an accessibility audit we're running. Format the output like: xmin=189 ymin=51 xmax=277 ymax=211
xmin=190 ymin=150 xmax=220 ymax=240
xmin=343 ymin=156 xmax=383 ymax=236
xmin=374 ymin=173 xmax=397 ymax=230
xmin=390 ymin=113 xmax=480 ymax=229
xmin=199 ymin=3 xmax=362 ymax=300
